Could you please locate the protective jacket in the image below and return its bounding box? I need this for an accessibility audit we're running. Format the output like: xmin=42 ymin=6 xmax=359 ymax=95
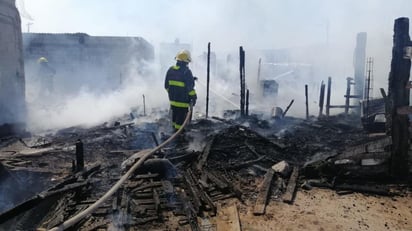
xmin=164 ymin=61 xmax=197 ymax=108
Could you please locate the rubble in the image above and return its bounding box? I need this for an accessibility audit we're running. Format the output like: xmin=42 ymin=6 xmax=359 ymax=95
xmin=0 ymin=109 xmax=409 ymax=230
xmin=271 ymin=160 xmax=290 ymax=177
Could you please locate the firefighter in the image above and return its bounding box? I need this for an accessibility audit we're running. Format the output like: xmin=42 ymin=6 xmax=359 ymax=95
xmin=164 ymin=50 xmax=197 ymax=131
xmin=37 ymin=57 xmax=56 ymax=97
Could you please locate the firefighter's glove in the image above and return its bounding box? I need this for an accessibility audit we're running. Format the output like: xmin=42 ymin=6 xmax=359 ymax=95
xmin=190 ymin=96 xmax=197 ymax=106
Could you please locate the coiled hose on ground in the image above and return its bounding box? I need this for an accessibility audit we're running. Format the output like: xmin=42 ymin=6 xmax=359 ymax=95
xmin=48 ymin=107 xmax=192 ymax=231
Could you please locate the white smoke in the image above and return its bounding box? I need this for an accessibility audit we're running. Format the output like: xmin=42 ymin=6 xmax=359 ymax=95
xmin=17 ymin=0 xmax=412 ymax=131
xmin=16 ymin=0 xmax=34 ymax=21
xmin=26 ymin=62 xmax=169 ymax=132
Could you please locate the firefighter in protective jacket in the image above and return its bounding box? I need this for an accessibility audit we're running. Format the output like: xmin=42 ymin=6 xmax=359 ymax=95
xmin=164 ymin=50 xmax=197 ymax=131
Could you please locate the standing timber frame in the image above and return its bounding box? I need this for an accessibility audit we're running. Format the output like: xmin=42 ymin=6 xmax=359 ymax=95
xmin=324 ymin=77 xmax=359 ymax=117
xmin=239 ymin=46 xmax=246 ymax=117
xmin=206 ymin=42 xmax=211 ymax=118
xmin=387 ymin=17 xmax=411 ymax=177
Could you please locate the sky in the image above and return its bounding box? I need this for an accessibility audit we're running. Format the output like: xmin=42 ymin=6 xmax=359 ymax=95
xmin=18 ymin=0 xmax=412 ymax=82
xmin=18 ymin=0 xmax=411 ymax=50
xmin=15 ymin=0 xmax=412 ymax=131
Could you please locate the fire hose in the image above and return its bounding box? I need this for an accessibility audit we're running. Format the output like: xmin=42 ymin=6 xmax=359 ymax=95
xmin=48 ymin=106 xmax=193 ymax=231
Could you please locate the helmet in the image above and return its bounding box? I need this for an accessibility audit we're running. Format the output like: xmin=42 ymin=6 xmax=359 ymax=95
xmin=175 ymin=50 xmax=191 ymax=63
xmin=37 ymin=57 xmax=48 ymax=63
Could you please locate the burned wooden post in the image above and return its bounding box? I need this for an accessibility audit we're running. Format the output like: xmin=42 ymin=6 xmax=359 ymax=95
xmin=246 ymin=89 xmax=250 ymax=116
xmin=142 ymin=94 xmax=146 ymax=116
xmin=257 ymin=58 xmax=262 ymax=82
xmin=282 ymin=167 xmax=299 ymax=204
xmin=239 ymin=46 xmax=246 ymax=117
xmin=253 ymin=168 xmax=275 ymax=215
xmin=345 ymin=77 xmax=353 ymax=114
xmin=256 ymin=58 xmax=264 ymax=97
xmin=283 ymin=99 xmax=294 ymax=117
xmin=318 ymin=81 xmax=325 ymax=118
xmin=75 ymin=139 xmax=84 ymax=172
xmin=206 ymin=42 xmax=211 ymax=119
xmin=364 ymin=58 xmax=374 ymax=118
xmin=305 ymin=84 xmax=309 ymax=119
xmin=387 ymin=17 xmax=411 ymax=177
xmin=326 ymin=77 xmax=332 ymax=117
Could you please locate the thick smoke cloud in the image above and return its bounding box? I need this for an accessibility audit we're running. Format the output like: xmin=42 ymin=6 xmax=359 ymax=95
xmin=18 ymin=0 xmax=412 ymax=131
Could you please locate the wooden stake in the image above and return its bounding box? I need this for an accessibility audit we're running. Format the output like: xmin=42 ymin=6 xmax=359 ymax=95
xmin=75 ymin=139 xmax=84 ymax=172
xmin=326 ymin=77 xmax=332 ymax=116
xmin=239 ymin=46 xmax=246 ymax=117
xmin=318 ymin=81 xmax=325 ymax=118
xmin=345 ymin=77 xmax=352 ymax=114
xmin=206 ymin=42 xmax=211 ymax=119
xmin=305 ymin=84 xmax=309 ymax=119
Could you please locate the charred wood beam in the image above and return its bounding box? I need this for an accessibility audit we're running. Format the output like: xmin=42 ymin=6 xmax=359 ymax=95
xmin=75 ymin=139 xmax=84 ymax=172
xmin=131 ymin=182 xmax=163 ymax=193
xmin=253 ymin=168 xmax=276 ymax=215
xmin=151 ymin=132 xmax=159 ymax=146
xmin=239 ymin=46 xmax=246 ymax=117
xmin=206 ymin=42 xmax=211 ymax=119
xmin=246 ymin=89 xmax=250 ymax=116
xmin=196 ymin=137 xmax=215 ymax=171
xmin=179 ymin=182 xmax=201 ymax=231
xmin=142 ymin=94 xmax=146 ymax=116
xmin=81 ymin=219 xmax=108 ymax=231
xmin=183 ymin=171 xmax=201 ymax=215
xmin=345 ymin=77 xmax=353 ymax=114
xmin=282 ymin=167 xmax=299 ymax=204
xmin=318 ymin=81 xmax=325 ymax=117
xmin=211 ymin=193 xmax=235 ymax=202
xmin=130 ymin=173 xmax=159 ymax=180
xmin=326 ymin=77 xmax=332 ymax=117
xmin=206 ymin=172 xmax=229 ymax=191
xmin=328 ymin=105 xmax=359 ymax=109
xmin=153 ymin=189 xmax=160 ymax=214
xmin=168 ymin=152 xmax=198 ymax=164
xmin=282 ymin=99 xmax=294 ymax=117
xmin=133 ymin=192 xmax=154 ymax=199
xmin=344 ymin=95 xmax=362 ymax=99
xmin=244 ymin=140 xmax=261 ymax=158
xmin=334 ymin=183 xmax=391 ymax=196
xmin=0 ymin=181 xmax=89 ymax=224
xmin=112 ymin=189 xmax=120 ymax=212
xmin=135 ymin=216 xmax=159 ymax=225
xmin=226 ymin=155 xmax=265 ymax=170
xmin=38 ymin=197 xmax=68 ymax=229
xmin=305 ymin=84 xmax=309 ymax=119
xmin=186 ymin=169 xmax=216 ymax=215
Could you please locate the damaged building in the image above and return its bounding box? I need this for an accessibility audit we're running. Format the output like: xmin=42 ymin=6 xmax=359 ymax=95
xmin=23 ymin=32 xmax=154 ymax=96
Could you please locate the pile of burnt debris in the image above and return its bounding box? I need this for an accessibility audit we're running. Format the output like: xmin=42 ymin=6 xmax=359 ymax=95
xmin=0 ymin=112 xmax=410 ymax=230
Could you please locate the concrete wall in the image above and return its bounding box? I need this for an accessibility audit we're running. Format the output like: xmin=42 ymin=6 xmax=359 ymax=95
xmin=0 ymin=0 xmax=26 ymax=129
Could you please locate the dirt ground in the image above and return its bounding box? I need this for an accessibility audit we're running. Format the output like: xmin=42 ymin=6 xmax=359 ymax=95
xmin=214 ymin=188 xmax=412 ymax=231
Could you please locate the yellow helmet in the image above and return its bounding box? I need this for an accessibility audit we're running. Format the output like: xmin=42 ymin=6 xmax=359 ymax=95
xmin=175 ymin=50 xmax=191 ymax=63
xmin=37 ymin=57 xmax=48 ymax=63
